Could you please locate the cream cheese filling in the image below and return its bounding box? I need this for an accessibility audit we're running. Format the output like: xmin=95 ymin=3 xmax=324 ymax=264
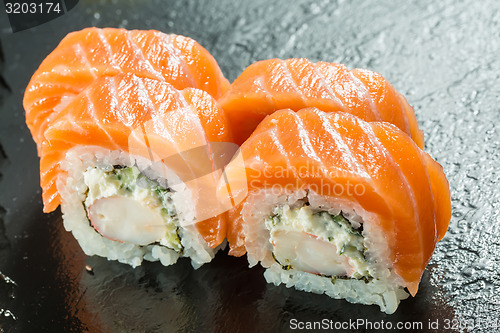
xmin=82 ymin=165 xmax=182 ymax=252
xmin=265 ymin=204 xmax=373 ymax=280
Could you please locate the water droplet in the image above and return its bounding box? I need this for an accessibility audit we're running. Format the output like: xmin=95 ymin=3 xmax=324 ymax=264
xmin=0 ymin=309 xmax=16 ymax=320
xmin=462 ymin=267 xmax=473 ymax=277
xmin=85 ymin=265 xmax=94 ymax=275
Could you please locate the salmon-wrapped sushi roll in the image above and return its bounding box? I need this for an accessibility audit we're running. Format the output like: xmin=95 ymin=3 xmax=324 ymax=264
xmin=220 ymin=108 xmax=450 ymax=313
xmin=219 ymin=58 xmax=423 ymax=148
xmin=34 ymin=73 xmax=234 ymax=268
xmin=24 ymin=27 xmax=230 ymax=152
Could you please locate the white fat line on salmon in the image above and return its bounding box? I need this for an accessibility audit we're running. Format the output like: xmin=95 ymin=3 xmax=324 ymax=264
xmin=347 ymin=69 xmax=382 ymax=121
xmin=73 ymin=43 xmax=98 ymax=79
xmin=278 ymin=59 xmax=308 ymax=106
xmin=81 ymin=164 xmax=183 ymax=253
xmin=163 ymin=35 xmax=197 ymax=88
xmin=311 ymin=62 xmax=345 ymax=111
xmin=126 ymin=30 xmax=165 ymax=81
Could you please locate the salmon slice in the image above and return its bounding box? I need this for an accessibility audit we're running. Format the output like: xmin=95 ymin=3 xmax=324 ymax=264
xmin=218 ymin=58 xmax=424 ymax=148
xmin=221 ymin=108 xmax=450 ymax=295
xmin=24 ymin=27 xmax=229 ymax=151
xmin=40 ymin=73 xmax=233 ymax=248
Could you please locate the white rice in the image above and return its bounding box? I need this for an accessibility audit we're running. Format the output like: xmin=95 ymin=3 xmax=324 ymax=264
xmin=264 ymin=264 xmax=409 ymax=314
xmin=240 ymin=188 xmax=409 ymax=314
xmin=58 ymin=146 xmax=218 ymax=268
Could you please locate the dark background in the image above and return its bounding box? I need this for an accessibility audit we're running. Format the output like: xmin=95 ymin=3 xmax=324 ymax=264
xmin=0 ymin=0 xmax=499 ymax=332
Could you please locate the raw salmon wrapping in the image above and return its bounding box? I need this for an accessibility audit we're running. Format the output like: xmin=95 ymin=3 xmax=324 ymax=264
xmin=24 ymin=27 xmax=230 ymax=152
xmin=23 ymin=28 xmax=233 ymax=268
xmin=219 ymin=58 xmax=424 ymax=148
xmin=220 ymin=108 xmax=451 ymax=313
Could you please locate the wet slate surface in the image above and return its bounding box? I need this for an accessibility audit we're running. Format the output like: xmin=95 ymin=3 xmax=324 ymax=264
xmin=0 ymin=0 xmax=499 ymax=332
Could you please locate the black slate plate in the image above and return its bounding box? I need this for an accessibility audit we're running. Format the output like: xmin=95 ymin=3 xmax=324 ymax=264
xmin=0 ymin=1 xmax=499 ymax=332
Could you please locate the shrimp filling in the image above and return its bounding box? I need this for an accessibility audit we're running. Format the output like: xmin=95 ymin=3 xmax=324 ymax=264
xmin=82 ymin=166 xmax=182 ymax=252
xmin=265 ymin=205 xmax=373 ymax=281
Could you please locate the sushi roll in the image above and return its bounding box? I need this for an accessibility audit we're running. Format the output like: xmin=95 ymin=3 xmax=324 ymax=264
xmin=219 ymin=108 xmax=451 ymax=313
xmin=218 ymin=58 xmax=424 ymax=148
xmin=24 ymin=27 xmax=230 ymax=151
xmin=31 ymin=73 xmax=234 ymax=268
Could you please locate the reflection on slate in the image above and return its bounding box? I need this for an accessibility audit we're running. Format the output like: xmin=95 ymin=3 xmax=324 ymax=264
xmin=0 ymin=0 xmax=499 ymax=332
xmin=0 ymin=37 xmax=16 ymax=327
xmin=0 ymin=41 xmax=9 ymax=95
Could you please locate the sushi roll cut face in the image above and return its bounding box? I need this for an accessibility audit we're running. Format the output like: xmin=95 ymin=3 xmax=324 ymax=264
xmin=83 ymin=165 xmax=181 ymax=250
xmin=241 ymin=190 xmax=409 ymax=314
xmin=266 ymin=204 xmax=369 ymax=280
xmin=60 ymin=148 xmax=217 ymax=268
